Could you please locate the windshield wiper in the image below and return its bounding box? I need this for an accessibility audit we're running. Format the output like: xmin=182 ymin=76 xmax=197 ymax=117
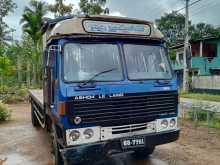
xmin=79 ymin=68 xmax=117 ymax=88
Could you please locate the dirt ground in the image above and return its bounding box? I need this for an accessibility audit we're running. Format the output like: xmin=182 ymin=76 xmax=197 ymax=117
xmin=0 ymin=103 xmax=220 ymax=165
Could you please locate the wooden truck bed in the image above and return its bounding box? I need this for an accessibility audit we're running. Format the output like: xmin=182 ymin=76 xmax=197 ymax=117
xmin=29 ymin=89 xmax=43 ymax=109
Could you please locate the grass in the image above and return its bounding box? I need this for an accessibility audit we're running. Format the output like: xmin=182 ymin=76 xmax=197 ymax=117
xmin=180 ymin=91 xmax=220 ymax=102
xmin=187 ymin=109 xmax=220 ymax=129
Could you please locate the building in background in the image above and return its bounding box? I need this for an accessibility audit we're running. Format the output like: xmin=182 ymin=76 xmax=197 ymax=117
xmin=171 ymin=36 xmax=220 ymax=92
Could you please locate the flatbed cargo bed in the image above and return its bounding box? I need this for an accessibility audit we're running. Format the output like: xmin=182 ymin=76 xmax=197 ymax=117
xmin=29 ymin=89 xmax=43 ymax=109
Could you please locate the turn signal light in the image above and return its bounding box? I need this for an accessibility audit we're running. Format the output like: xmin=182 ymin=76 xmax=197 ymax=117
xmin=59 ymin=102 xmax=66 ymax=116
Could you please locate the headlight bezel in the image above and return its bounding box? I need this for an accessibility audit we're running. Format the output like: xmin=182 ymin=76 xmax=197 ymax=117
xmin=157 ymin=117 xmax=178 ymax=132
xmin=66 ymin=127 xmax=100 ymax=146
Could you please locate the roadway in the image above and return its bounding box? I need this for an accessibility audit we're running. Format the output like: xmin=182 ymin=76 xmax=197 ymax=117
xmin=1 ymin=103 xmax=220 ymax=165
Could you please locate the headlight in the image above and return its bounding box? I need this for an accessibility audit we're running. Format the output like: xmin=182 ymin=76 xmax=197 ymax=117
xmin=73 ymin=116 xmax=82 ymax=125
xmin=83 ymin=129 xmax=94 ymax=139
xmin=161 ymin=119 xmax=168 ymax=129
xmin=69 ymin=130 xmax=80 ymax=141
xmin=170 ymin=118 xmax=176 ymax=127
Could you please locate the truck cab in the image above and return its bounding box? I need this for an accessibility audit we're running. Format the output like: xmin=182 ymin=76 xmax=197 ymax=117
xmin=29 ymin=15 xmax=179 ymax=165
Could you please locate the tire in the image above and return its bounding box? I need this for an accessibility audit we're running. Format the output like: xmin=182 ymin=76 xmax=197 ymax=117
xmin=132 ymin=147 xmax=155 ymax=160
xmin=95 ymin=158 xmax=124 ymax=165
xmin=31 ymin=103 xmax=40 ymax=127
xmin=52 ymin=125 xmax=64 ymax=165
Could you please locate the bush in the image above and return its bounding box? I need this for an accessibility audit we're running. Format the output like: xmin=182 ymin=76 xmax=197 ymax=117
xmin=188 ymin=109 xmax=220 ymax=129
xmin=0 ymin=85 xmax=10 ymax=94
xmin=17 ymin=86 xmax=28 ymax=98
xmin=3 ymin=95 xmax=25 ymax=104
xmin=0 ymin=102 xmax=11 ymax=121
xmin=1 ymin=86 xmax=29 ymax=104
xmin=188 ymin=109 xmax=214 ymax=121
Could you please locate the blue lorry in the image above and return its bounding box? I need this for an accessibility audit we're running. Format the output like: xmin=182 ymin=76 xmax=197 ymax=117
xmin=29 ymin=15 xmax=180 ymax=165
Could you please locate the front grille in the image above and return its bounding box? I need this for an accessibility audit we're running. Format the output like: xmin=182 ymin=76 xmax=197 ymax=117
xmin=111 ymin=122 xmax=155 ymax=134
xmin=66 ymin=91 xmax=178 ymax=127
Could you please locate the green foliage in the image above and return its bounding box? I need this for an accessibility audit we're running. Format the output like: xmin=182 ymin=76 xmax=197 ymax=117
xmin=191 ymin=23 xmax=220 ymax=41
xmin=188 ymin=109 xmax=212 ymax=121
xmin=1 ymin=86 xmax=28 ymax=104
xmin=20 ymin=0 xmax=47 ymax=44
xmin=0 ymin=56 xmax=15 ymax=76
xmin=156 ymin=11 xmax=220 ymax=45
xmin=0 ymin=102 xmax=11 ymax=121
xmin=1 ymin=35 xmax=43 ymax=88
xmin=187 ymin=109 xmax=220 ymax=129
xmin=0 ymin=56 xmax=16 ymax=87
xmin=0 ymin=22 xmax=14 ymax=44
xmin=3 ymin=95 xmax=24 ymax=104
xmin=48 ymin=0 xmax=73 ymax=17
xmin=155 ymin=11 xmax=186 ymax=46
xmin=0 ymin=0 xmax=17 ymax=18
xmin=0 ymin=0 xmax=17 ymax=44
xmin=20 ymin=1 xmax=46 ymax=86
xmin=180 ymin=91 xmax=220 ymax=102
xmin=17 ymin=86 xmax=29 ymax=98
xmin=79 ymin=0 xmax=108 ymax=15
xmin=169 ymin=49 xmax=177 ymax=61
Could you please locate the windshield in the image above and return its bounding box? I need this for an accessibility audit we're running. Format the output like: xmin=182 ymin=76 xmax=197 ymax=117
xmin=63 ymin=43 xmax=123 ymax=82
xmin=124 ymin=44 xmax=172 ymax=80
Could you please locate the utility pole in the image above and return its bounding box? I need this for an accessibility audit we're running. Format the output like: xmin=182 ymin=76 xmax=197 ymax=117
xmin=0 ymin=2 xmax=3 ymax=46
xmin=183 ymin=0 xmax=190 ymax=92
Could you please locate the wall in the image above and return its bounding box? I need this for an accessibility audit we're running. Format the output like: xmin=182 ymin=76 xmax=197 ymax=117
xmin=192 ymin=76 xmax=220 ymax=90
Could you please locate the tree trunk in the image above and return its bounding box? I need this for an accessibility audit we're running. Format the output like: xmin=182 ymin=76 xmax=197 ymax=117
xmin=17 ymin=54 xmax=22 ymax=85
xmin=26 ymin=61 xmax=31 ymax=87
xmin=33 ymin=63 xmax=37 ymax=87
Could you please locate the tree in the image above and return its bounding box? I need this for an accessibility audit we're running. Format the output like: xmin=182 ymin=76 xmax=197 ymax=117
xmin=0 ymin=56 xmax=15 ymax=87
xmin=0 ymin=22 xmax=11 ymax=44
xmin=156 ymin=11 xmax=220 ymax=45
xmin=17 ymin=35 xmax=36 ymax=86
xmin=0 ymin=0 xmax=17 ymax=44
xmin=6 ymin=42 xmax=23 ymax=85
xmin=79 ymin=0 xmax=109 ymax=15
xmin=155 ymin=11 xmax=187 ymax=46
xmin=48 ymin=0 xmax=73 ymax=17
xmin=191 ymin=23 xmax=220 ymax=41
xmin=0 ymin=0 xmax=17 ymax=18
xmin=20 ymin=0 xmax=47 ymax=45
xmin=20 ymin=0 xmax=47 ymax=86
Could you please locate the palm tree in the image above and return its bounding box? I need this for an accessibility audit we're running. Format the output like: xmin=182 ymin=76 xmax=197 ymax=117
xmin=48 ymin=0 xmax=73 ymax=17
xmin=20 ymin=0 xmax=47 ymax=45
xmin=20 ymin=0 xmax=47 ymax=86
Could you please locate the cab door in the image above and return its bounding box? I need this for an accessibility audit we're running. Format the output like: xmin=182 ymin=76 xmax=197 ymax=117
xmin=43 ymin=46 xmax=59 ymax=111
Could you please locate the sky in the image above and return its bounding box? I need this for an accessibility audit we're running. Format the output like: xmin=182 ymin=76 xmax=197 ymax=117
xmin=4 ymin=0 xmax=220 ymax=40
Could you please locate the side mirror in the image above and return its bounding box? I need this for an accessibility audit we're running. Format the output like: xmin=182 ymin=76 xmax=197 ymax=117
xmin=46 ymin=49 xmax=55 ymax=68
xmin=46 ymin=45 xmax=61 ymax=68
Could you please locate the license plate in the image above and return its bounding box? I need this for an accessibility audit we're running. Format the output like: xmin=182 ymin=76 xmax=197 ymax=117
xmin=121 ymin=137 xmax=145 ymax=149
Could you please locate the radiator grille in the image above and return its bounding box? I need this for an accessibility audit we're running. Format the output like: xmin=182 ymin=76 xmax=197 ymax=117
xmin=66 ymin=91 xmax=178 ymax=126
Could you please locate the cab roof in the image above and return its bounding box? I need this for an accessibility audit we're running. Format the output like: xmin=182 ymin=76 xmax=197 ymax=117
xmin=42 ymin=15 xmax=164 ymax=42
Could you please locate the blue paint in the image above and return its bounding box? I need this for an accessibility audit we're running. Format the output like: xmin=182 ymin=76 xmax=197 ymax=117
xmin=49 ymin=38 xmax=178 ymax=129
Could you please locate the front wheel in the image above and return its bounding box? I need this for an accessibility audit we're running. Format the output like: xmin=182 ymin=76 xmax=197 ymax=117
xmin=52 ymin=125 xmax=64 ymax=165
xmin=132 ymin=147 xmax=155 ymax=160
